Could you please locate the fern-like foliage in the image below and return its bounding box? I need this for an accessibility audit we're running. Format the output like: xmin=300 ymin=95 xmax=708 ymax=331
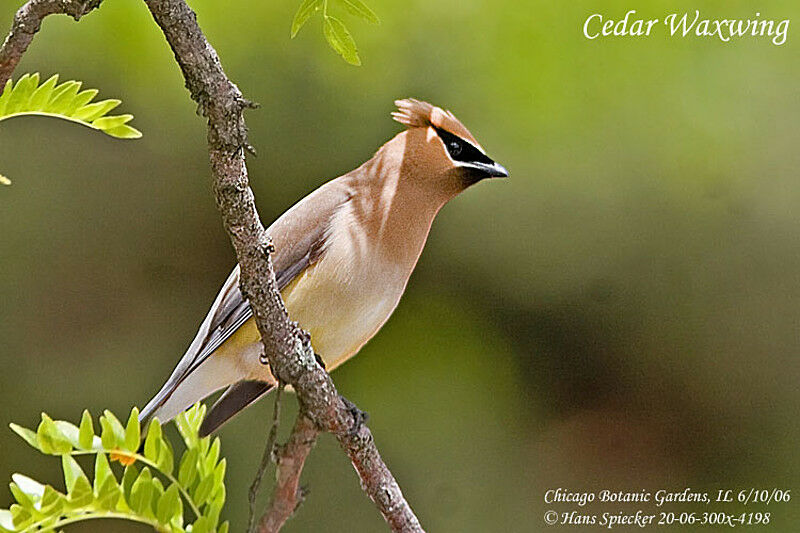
xmin=0 ymin=405 xmax=228 ymax=533
xmin=0 ymin=73 xmax=141 ymax=139
xmin=291 ymin=0 xmax=380 ymax=66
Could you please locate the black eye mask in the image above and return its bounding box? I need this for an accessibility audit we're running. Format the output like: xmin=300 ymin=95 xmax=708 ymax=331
xmin=434 ymin=126 xmax=494 ymax=166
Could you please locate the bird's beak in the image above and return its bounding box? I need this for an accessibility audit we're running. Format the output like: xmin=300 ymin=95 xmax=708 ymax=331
xmin=468 ymin=160 xmax=509 ymax=178
xmin=487 ymin=161 xmax=509 ymax=178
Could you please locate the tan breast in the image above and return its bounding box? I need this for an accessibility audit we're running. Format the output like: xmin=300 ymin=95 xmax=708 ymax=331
xmin=235 ymin=166 xmax=440 ymax=378
xmin=280 ymin=200 xmax=415 ymax=369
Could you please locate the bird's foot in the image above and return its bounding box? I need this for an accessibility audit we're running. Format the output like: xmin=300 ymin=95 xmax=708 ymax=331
xmin=340 ymin=396 xmax=369 ymax=437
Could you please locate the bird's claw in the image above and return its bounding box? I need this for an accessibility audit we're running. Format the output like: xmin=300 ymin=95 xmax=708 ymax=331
xmin=340 ymin=397 xmax=368 ymax=437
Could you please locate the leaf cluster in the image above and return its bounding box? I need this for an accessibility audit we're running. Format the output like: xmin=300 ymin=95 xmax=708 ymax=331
xmin=0 ymin=405 xmax=228 ymax=533
xmin=0 ymin=74 xmax=141 ymax=139
xmin=291 ymin=0 xmax=380 ymax=66
xmin=0 ymin=73 xmax=142 ymax=186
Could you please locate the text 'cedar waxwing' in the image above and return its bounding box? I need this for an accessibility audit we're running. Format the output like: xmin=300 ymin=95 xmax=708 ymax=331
xmin=140 ymin=99 xmax=509 ymax=435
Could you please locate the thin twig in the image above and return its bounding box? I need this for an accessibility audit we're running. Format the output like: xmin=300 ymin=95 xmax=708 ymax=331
xmin=248 ymin=381 xmax=285 ymax=533
xmin=257 ymin=415 xmax=319 ymax=533
xmin=0 ymin=0 xmax=103 ymax=90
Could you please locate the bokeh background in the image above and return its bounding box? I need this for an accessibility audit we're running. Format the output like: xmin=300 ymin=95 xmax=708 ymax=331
xmin=2 ymin=0 xmax=799 ymax=531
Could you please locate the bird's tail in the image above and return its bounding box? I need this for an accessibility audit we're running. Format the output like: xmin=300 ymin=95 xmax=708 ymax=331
xmin=199 ymin=380 xmax=273 ymax=436
xmin=139 ymin=354 xmax=241 ymax=430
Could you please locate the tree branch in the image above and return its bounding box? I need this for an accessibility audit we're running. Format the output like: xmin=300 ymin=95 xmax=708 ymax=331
xmin=0 ymin=0 xmax=102 ymax=90
xmin=248 ymin=381 xmax=285 ymax=532
xmin=140 ymin=1 xmax=425 ymax=531
xmin=1 ymin=0 xmax=424 ymax=528
xmin=258 ymin=415 xmax=318 ymax=533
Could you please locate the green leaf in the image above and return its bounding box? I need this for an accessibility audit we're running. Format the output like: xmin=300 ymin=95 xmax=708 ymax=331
xmin=78 ymin=410 xmax=94 ymax=450
xmin=212 ymin=459 xmax=226 ymax=496
xmin=205 ymin=499 xmax=223 ymax=529
xmin=94 ymin=453 xmax=113 ymax=489
xmin=101 ymin=410 xmax=126 ymax=449
xmin=192 ymin=475 xmax=214 ymax=507
xmin=129 ymin=467 xmax=154 ymax=516
xmin=46 ymin=80 xmax=81 ymax=119
xmin=48 ymin=80 xmax=81 ymax=112
xmin=204 ymin=438 xmax=221 ymax=473
xmin=189 ymin=404 xmax=206 ymax=432
xmin=9 ymin=423 xmax=39 ymax=450
xmin=125 ymin=407 xmax=141 ymax=452
xmin=61 ymin=455 xmax=87 ymax=493
xmin=218 ymin=521 xmax=230 ymax=533
xmin=143 ymin=418 xmax=162 ymax=461
xmin=206 ymin=482 xmax=225 ymax=529
xmin=191 ymin=515 xmax=211 ymax=533
xmin=210 ymin=483 xmax=225 ymax=514
xmin=157 ymin=484 xmax=182 ymax=525
xmin=10 ymin=504 xmax=33 ymax=529
xmin=0 ymin=80 xmax=13 ymax=116
xmin=95 ymin=475 xmax=121 ymax=511
xmin=10 ymin=474 xmax=44 ymax=501
xmin=27 ymin=74 xmax=58 ymax=111
xmin=178 ymin=448 xmax=199 ymax=488
xmin=144 ymin=418 xmax=175 ymax=474
xmin=40 ymin=485 xmax=66 ymax=516
xmin=54 ymin=420 xmax=82 ymax=449
xmin=37 ymin=414 xmax=72 ymax=454
xmin=103 ymin=123 xmax=143 ymax=139
xmin=323 ymin=16 xmax=361 ymax=65
xmin=100 ymin=417 xmax=117 ymax=450
xmin=68 ymin=475 xmax=94 ymax=507
xmin=291 ymin=0 xmax=322 ymax=38
xmin=8 ymin=482 xmax=35 ymax=509
xmin=150 ymin=477 xmax=165 ymax=518
xmin=175 ymin=404 xmax=206 ymax=448
xmin=91 ymin=114 xmax=133 ymax=131
xmin=336 ymin=0 xmax=379 ymax=24
xmin=4 ymin=73 xmax=37 ymax=115
xmin=157 ymin=435 xmax=175 ymax=474
xmin=121 ymin=464 xmax=139 ymax=501
xmin=73 ymin=99 xmax=120 ymax=122
xmin=0 ymin=74 xmax=142 ymax=139
xmin=63 ymin=88 xmax=98 ymax=116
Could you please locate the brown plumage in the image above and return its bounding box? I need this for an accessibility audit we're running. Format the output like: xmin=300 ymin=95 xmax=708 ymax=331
xmin=140 ymin=99 xmax=508 ymax=435
xmin=392 ymin=98 xmax=481 ymax=147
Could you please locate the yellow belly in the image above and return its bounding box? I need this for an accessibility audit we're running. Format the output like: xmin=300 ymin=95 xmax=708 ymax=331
xmin=215 ymin=256 xmax=403 ymax=378
xmin=280 ymin=257 xmax=400 ymax=368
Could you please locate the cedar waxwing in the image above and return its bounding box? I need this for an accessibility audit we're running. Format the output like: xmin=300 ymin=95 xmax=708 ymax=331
xmin=140 ymin=99 xmax=508 ymax=436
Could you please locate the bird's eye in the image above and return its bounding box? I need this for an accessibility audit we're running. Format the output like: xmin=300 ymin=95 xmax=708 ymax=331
xmin=448 ymin=141 xmax=462 ymax=156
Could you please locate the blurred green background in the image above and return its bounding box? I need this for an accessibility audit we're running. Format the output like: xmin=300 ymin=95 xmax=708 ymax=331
xmin=2 ymin=0 xmax=799 ymax=531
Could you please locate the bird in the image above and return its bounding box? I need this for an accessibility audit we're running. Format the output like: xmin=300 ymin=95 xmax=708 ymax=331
xmin=139 ymin=98 xmax=508 ymax=436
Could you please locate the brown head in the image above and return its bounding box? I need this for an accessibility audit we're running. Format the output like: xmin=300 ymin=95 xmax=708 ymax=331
xmin=387 ymin=98 xmax=508 ymax=200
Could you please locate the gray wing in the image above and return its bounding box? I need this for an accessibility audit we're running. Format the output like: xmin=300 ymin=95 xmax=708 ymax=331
xmin=139 ymin=177 xmax=353 ymax=423
xmin=180 ymin=261 xmax=301 ymax=380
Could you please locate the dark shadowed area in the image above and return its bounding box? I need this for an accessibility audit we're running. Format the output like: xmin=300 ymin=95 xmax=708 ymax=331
xmin=1 ymin=0 xmax=799 ymax=531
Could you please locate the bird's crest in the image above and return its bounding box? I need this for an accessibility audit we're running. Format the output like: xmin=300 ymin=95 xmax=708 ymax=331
xmin=392 ymin=98 xmax=480 ymax=147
